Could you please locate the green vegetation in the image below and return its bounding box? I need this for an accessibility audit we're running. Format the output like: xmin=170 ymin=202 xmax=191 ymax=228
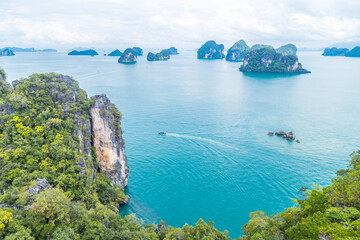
xmin=226 ymin=40 xmax=250 ymax=62
xmin=197 ymin=41 xmax=225 ymax=59
xmin=147 ymin=50 xmax=170 ymax=61
xmin=240 ymin=150 xmax=360 ymax=240
xmin=240 ymin=48 xmax=310 ymax=73
xmin=0 ymin=68 xmax=6 ymax=80
xmin=132 ymin=47 xmax=143 ymax=56
xmin=108 ymin=49 xmax=123 ymax=56
xmin=275 ymin=44 xmax=297 ymax=56
xmin=322 ymin=47 xmax=349 ymax=56
xmin=346 ymin=46 xmax=360 ymax=58
xmin=68 ymin=50 xmax=98 ymax=56
xmin=163 ymin=47 xmax=179 ymax=55
xmin=118 ymin=48 xmax=137 ymax=64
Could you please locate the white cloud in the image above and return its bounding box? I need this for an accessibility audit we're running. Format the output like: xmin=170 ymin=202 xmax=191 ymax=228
xmin=0 ymin=0 xmax=359 ymax=50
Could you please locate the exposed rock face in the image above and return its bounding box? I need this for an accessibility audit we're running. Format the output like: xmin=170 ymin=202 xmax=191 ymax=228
xmin=226 ymin=40 xmax=250 ymax=62
xmin=90 ymin=94 xmax=129 ymax=187
xmin=276 ymin=44 xmax=297 ymax=56
xmin=108 ymin=49 xmax=122 ymax=56
xmin=118 ymin=48 xmax=137 ymax=64
xmin=132 ymin=47 xmax=143 ymax=56
xmin=28 ymin=178 xmax=52 ymax=195
xmin=322 ymin=47 xmax=349 ymax=56
xmin=147 ymin=50 xmax=170 ymax=61
xmin=240 ymin=47 xmax=310 ymax=73
xmin=197 ymin=41 xmax=225 ymax=59
xmin=164 ymin=47 xmax=179 ymax=55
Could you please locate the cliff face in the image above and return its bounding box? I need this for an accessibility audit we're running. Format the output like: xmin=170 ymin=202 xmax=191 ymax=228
xmin=147 ymin=50 xmax=170 ymax=61
xmin=90 ymin=94 xmax=129 ymax=187
xmin=322 ymin=47 xmax=349 ymax=56
xmin=197 ymin=41 xmax=225 ymax=59
xmin=226 ymin=40 xmax=250 ymax=62
xmin=118 ymin=48 xmax=137 ymax=64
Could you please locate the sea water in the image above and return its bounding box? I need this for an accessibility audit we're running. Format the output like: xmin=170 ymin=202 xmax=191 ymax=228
xmin=1 ymin=51 xmax=360 ymax=237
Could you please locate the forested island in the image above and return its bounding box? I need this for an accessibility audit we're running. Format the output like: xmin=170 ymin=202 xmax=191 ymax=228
xmin=163 ymin=47 xmax=179 ymax=55
xmin=322 ymin=46 xmax=360 ymax=57
xmin=1 ymin=47 xmax=57 ymax=53
xmin=240 ymin=47 xmax=310 ymax=73
xmin=107 ymin=49 xmax=123 ymax=56
xmin=132 ymin=47 xmax=143 ymax=56
xmin=197 ymin=41 xmax=225 ymax=59
xmin=0 ymin=48 xmax=15 ymax=56
xmin=147 ymin=50 xmax=170 ymax=61
xmin=68 ymin=50 xmax=98 ymax=56
xmin=118 ymin=48 xmax=137 ymax=64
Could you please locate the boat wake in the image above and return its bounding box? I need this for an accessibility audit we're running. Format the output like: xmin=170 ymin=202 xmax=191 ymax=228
xmin=165 ymin=133 xmax=238 ymax=150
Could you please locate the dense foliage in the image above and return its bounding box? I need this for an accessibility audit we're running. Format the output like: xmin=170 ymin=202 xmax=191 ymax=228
xmin=275 ymin=44 xmax=297 ymax=56
xmin=163 ymin=47 xmax=179 ymax=55
xmin=197 ymin=41 xmax=225 ymax=59
xmin=240 ymin=150 xmax=360 ymax=240
xmin=226 ymin=40 xmax=250 ymax=62
xmin=147 ymin=50 xmax=170 ymax=61
xmin=132 ymin=47 xmax=143 ymax=56
xmin=0 ymin=70 xmax=229 ymax=239
xmin=118 ymin=48 xmax=137 ymax=63
xmin=322 ymin=47 xmax=349 ymax=56
xmin=68 ymin=50 xmax=98 ymax=56
xmin=240 ymin=48 xmax=310 ymax=73
xmin=346 ymin=46 xmax=360 ymax=57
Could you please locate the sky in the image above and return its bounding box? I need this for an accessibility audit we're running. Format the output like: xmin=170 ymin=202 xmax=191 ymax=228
xmin=0 ymin=0 xmax=359 ymax=51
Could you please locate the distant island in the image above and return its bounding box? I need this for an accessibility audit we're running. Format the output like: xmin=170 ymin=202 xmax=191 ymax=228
xmin=107 ymin=49 xmax=122 ymax=56
xmin=197 ymin=40 xmax=225 ymax=59
xmin=0 ymin=48 xmax=15 ymax=56
xmin=118 ymin=48 xmax=137 ymax=64
xmin=240 ymin=47 xmax=310 ymax=73
xmin=1 ymin=47 xmax=57 ymax=52
xmin=132 ymin=47 xmax=143 ymax=56
xmin=322 ymin=46 xmax=360 ymax=57
xmin=147 ymin=50 xmax=170 ymax=61
xmin=226 ymin=40 xmax=250 ymax=62
xmin=68 ymin=49 xmax=98 ymax=56
xmin=163 ymin=47 xmax=179 ymax=55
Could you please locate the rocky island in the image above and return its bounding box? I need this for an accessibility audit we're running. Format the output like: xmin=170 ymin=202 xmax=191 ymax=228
xmin=132 ymin=47 xmax=143 ymax=56
xmin=147 ymin=50 xmax=170 ymax=61
xmin=240 ymin=47 xmax=310 ymax=73
xmin=322 ymin=47 xmax=349 ymax=56
xmin=118 ymin=48 xmax=137 ymax=64
xmin=1 ymin=48 xmax=15 ymax=56
xmin=107 ymin=49 xmax=122 ymax=56
xmin=226 ymin=40 xmax=250 ymax=62
xmin=164 ymin=47 xmax=179 ymax=55
xmin=68 ymin=49 xmax=98 ymax=56
xmin=197 ymin=40 xmax=225 ymax=59
xmin=275 ymin=43 xmax=297 ymax=56
xmin=346 ymin=46 xmax=360 ymax=57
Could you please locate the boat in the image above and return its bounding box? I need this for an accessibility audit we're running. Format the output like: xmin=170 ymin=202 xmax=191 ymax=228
xmin=158 ymin=132 xmax=166 ymax=135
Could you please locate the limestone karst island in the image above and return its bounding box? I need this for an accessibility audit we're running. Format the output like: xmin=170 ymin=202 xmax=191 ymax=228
xmin=1 ymin=0 xmax=360 ymax=239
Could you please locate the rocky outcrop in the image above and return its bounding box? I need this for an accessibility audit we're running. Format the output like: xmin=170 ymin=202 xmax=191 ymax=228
xmin=226 ymin=40 xmax=250 ymax=62
xmin=118 ymin=48 xmax=137 ymax=64
xmin=108 ymin=49 xmax=122 ymax=56
xmin=1 ymin=48 xmax=15 ymax=56
xmin=322 ymin=47 xmax=349 ymax=56
xmin=28 ymin=178 xmax=52 ymax=195
xmin=90 ymin=94 xmax=129 ymax=187
xmin=240 ymin=47 xmax=310 ymax=73
xmin=276 ymin=44 xmax=297 ymax=56
xmin=68 ymin=50 xmax=98 ymax=56
xmin=164 ymin=47 xmax=179 ymax=55
xmin=132 ymin=47 xmax=143 ymax=56
xmin=147 ymin=50 xmax=170 ymax=61
xmin=197 ymin=41 xmax=225 ymax=59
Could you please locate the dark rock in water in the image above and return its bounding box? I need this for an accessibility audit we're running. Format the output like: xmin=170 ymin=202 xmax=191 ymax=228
xmin=267 ymin=132 xmax=274 ymax=136
xmin=147 ymin=50 xmax=170 ymax=61
xmin=68 ymin=49 xmax=98 ymax=56
xmin=240 ymin=47 xmax=310 ymax=73
xmin=1 ymin=48 xmax=15 ymax=56
xmin=226 ymin=40 xmax=250 ymax=62
xmin=346 ymin=46 xmax=360 ymax=57
xmin=118 ymin=48 xmax=137 ymax=64
xmin=108 ymin=49 xmax=123 ymax=56
xmin=132 ymin=47 xmax=143 ymax=56
xmin=118 ymin=195 xmax=130 ymax=205
xmin=197 ymin=40 xmax=225 ymax=59
xmin=164 ymin=47 xmax=179 ymax=55
xmin=275 ymin=131 xmax=296 ymax=141
xmin=322 ymin=47 xmax=349 ymax=56
xmin=276 ymin=44 xmax=297 ymax=56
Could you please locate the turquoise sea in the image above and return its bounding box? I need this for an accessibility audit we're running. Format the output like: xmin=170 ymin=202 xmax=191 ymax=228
xmin=1 ymin=51 xmax=360 ymax=237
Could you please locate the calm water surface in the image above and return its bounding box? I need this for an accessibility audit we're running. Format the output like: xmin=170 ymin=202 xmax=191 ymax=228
xmin=1 ymin=51 xmax=360 ymax=237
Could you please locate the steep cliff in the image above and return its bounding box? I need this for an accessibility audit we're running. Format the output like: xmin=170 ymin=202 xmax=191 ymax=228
xmin=226 ymin=40 xmax=250 ymax=62
xmin=118 ymin=48 xmax=137 ymax=64
xmin=276 ymin=43 xmax=297 ymax=56
xmin=147 ymin=50 xmax=170 ymax=61
xmin=164 ymin=47 xmax=179 ymax=55
xmin=322 ymin=47 xmax=349 ymax=56
xmin=132 ymin=47 xmax=143 ymax=56
xmin=90 ymin=94 xmax=129 ymax=187
xmin=197 ymin=41 xmax=225 ymax=59
xmin=108 ymin=49 xmax=123 ymax=56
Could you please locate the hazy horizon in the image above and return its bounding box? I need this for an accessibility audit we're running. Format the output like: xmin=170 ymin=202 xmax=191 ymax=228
xmin=1 ymin=0 xmax=360 ymax=51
